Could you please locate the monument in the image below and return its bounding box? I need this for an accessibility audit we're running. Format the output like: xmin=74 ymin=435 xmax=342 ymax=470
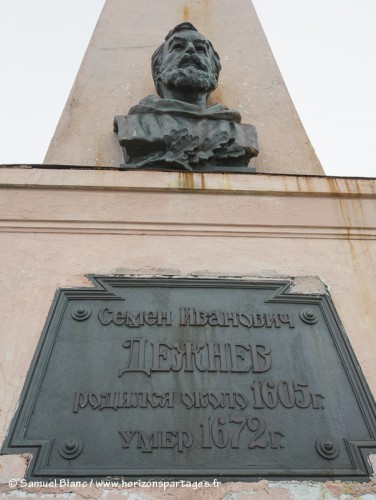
xmin=1 ymin=0 xmax=376 ymax=498
xmin=114 ymin=23 xmax=258 ymax=171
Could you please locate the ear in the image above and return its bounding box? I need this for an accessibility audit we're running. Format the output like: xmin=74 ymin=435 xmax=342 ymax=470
xmin=155 ymin=80 xmax=164 ymax=98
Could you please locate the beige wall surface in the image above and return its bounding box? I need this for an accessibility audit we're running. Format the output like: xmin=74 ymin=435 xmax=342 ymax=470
xmin=44 ymin=0 xmax=323 ymax=175
xmin=0 ymin=167 xmax=375 ymax=498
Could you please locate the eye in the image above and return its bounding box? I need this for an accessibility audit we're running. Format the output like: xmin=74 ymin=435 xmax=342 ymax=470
xmin=172 ymin=43 xmax=184 ymax=51
xmin=196 ymin=46 xmax=207 ymax=55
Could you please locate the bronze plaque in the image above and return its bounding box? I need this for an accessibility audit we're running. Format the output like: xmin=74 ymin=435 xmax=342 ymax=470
xmin=2 ymin=277 xmax=376 ymax=480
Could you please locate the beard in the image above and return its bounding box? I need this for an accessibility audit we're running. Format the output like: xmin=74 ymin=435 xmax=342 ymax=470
xmin=159 ymin=65 xmax=217 ymax=94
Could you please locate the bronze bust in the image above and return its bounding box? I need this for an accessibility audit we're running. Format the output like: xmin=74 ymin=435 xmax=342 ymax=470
xmin=114 ymin=23 xmax=258 ymax=172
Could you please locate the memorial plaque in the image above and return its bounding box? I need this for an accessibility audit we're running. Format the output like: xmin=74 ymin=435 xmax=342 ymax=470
xmin=2 ymin=277 xmax=376 ymax=481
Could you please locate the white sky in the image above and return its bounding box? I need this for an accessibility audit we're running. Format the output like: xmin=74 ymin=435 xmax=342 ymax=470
xmin=1 ymin=0 xmax=375 ymax=177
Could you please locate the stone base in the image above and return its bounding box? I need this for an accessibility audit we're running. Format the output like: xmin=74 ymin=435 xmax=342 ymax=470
xmin=0 ymin=166 xmax=375 ymax=498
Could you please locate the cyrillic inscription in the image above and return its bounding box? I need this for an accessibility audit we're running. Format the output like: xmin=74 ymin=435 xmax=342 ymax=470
xmin=97 ymin=307 xmax=294 ymax=329
xmin=179 ymin=308 xmax=295 ymax=328
xmin=3 ymin=277 xmax=376 ymax=481
xmin=73 ymin=391 xmax=174 ymax=412
xmin=118 ymin=340 xmax=271 ymax=376
xmin=119 ymin=430 xmax=193 ymax=453
xmin=98 ymin=309 xmax=172 ymax=327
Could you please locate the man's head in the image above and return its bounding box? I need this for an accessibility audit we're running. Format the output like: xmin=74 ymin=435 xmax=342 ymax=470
xmin=151 ymin=23 xmax=221 ymax=100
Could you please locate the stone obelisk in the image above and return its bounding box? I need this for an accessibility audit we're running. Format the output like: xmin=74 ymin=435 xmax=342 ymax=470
xmin=44 ymin=0 xmax=323 ymax=175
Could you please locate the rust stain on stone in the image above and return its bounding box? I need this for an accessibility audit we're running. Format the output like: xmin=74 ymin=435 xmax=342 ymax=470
xmin=183 ymin=4 xmax=190 ymax=22
xmin=177 ymin=172 xmax=206 ymax=190
xmin=325 ymin=178 xmax=376 ymax=312
xmin=327 ymin=177 xmax=368 ymax=233
xmin=199 ymin=173 xmax=205 ymax=190
xmin=222 ymin=173 xmax=232 ymax=191
xmin=326 ymin=177 xmax=351 ymax=231
xmin=183 ymin=0 xmax=213 ymax=32
xmin=178 ymin=172 xmax=194 ymax=190
xmin=207 ymin=87 xmax=223 ymax=106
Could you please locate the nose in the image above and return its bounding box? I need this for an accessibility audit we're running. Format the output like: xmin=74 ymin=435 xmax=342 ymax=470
xmin=185 ymin=41 xmax=196 ymax=55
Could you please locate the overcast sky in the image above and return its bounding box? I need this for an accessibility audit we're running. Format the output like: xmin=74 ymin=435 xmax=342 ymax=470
xmin=1 ymin=0 xmax=375 ymax=177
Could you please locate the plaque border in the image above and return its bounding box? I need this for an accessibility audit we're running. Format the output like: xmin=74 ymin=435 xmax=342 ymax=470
xmin=2 ymin=276 xmax=376 ymax=481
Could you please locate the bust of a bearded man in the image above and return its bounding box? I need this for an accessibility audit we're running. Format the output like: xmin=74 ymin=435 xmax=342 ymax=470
xmin=114 ymin=23 xmax=258 ymax=172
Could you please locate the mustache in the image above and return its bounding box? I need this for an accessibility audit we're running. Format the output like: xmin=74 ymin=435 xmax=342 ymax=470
xmin=178 ymin=54 xmax=207 ymax=71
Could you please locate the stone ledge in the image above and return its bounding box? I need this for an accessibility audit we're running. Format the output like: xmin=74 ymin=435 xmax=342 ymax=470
xmin=1 ymin=165 xmax=376 ymax=197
